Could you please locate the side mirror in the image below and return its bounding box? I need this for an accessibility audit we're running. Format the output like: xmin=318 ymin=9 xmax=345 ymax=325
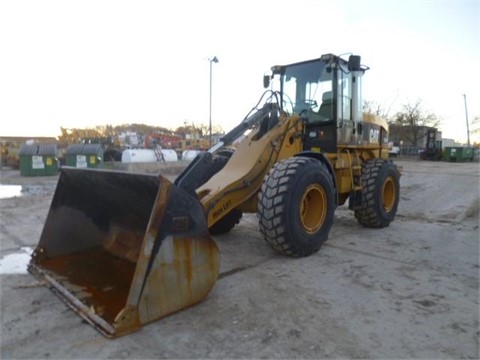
xmin=263 ymin=75 xmax=270 ymax=88
xmin=348 ymin=55 xmax=361 ymax=71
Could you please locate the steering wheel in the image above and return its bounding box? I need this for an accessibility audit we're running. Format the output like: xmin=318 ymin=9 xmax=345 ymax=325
xmin=304 ymin=99 xmax=319 ymax=111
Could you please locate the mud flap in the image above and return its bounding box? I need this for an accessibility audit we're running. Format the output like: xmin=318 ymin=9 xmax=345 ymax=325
xmin=28 ymin=167 xmax=219 ymax=338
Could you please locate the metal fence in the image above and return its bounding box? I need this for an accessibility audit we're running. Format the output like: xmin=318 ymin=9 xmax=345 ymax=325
xmin=398 ymin=147 xmax=423 ymax=156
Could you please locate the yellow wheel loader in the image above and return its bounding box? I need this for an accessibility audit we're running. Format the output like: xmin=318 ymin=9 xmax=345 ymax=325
xmin=28 ymin=53 xmax=400 ymax=337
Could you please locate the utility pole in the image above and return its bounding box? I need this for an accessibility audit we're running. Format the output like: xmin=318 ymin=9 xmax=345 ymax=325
xmin=463 ymin=94 xmax=470 ymax=147
xmin=208 ymin=56 xmax=219 ymax=148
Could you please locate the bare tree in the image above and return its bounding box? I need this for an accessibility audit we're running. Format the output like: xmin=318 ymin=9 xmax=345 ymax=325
xmin=186 ymin=123 xmax=224 ymax=137
xmin=389 ymin=99 xmax=441 ymax=147
xmin=213 ymin=124 xmax=224 ymax=135
xmin=363 ymin=100 xmax=394 ymax=121
xmin=193 ymin=123 xmax=207 ymax=137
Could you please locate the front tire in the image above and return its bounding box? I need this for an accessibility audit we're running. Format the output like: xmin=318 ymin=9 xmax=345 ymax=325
xmin=258 ymin=157 xmax=335 ymax=257
xmin=354 ymin=159 xmax=400 ymax=228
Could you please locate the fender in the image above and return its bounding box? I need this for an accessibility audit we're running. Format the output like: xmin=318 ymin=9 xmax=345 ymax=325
xmin=295 ymin=151 xmax=338 ymax=205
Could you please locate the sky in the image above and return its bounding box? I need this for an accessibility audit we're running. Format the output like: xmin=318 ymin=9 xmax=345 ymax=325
xmin=1 ymin=0 xmax=479 ymax=143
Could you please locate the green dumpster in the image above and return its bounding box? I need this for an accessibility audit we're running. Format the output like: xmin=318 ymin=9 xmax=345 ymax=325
xmin=65 ymin=144 xmax=104 ymax=168
xmin=19 ymin=144 xmax=58 ymax=176
xmin=444 ymin=147 xmax=474 ymax=162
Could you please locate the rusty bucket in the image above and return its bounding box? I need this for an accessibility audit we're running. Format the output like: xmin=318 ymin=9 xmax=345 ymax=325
xmin=28 ymin=167 xmax=219 ymax=338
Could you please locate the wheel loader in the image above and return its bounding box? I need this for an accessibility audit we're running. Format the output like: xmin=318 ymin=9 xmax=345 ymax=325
xmin=28 ymin=53 xmax=400 ymax=338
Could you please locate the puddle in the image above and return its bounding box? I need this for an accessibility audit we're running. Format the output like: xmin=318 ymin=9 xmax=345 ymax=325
xmin=0 ymin=185 xmax=23 ymax=199
xmin=0 ymin=247 xmax=33 ymax=274
xmin=0 ymin=184 xmax=57 ymax=198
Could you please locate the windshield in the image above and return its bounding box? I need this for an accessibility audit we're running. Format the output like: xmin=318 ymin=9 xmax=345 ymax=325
xmin=281 ymin=59 xmax=334 ymax=117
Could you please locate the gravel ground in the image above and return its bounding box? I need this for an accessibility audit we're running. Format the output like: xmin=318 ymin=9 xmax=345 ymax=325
xmin=0 ymin=159 xmax=479 ymax=359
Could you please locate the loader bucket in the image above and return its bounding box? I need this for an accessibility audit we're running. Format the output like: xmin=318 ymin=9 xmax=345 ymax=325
xmin=28 ymin=167 xmax=219 ymax=338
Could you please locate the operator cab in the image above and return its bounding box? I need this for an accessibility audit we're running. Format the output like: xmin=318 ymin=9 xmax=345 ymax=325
xmin=265 ymin=54 xmax=367 ymax=152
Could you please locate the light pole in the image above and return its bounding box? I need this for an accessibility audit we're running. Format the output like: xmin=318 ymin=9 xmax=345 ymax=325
xmin=463 ymin=94 xmax=470 ymax=147
xmin=208 ymin=56 xmax=219 ymax=148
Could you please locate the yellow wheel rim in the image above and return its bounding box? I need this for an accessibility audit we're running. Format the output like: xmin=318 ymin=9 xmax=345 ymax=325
xmin=382 ymin=176 xmax=396 ymax=212
xmin=300 ymin=184 xmax=327 ymax=234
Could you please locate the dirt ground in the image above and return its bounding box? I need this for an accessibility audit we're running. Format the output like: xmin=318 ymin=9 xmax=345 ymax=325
xmin=0 ymin=159 xmax=479 ymax=359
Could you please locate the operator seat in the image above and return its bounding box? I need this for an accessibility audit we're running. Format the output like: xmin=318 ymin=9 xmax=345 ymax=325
xmin=317 ymin=91 xmax=334 ymax=119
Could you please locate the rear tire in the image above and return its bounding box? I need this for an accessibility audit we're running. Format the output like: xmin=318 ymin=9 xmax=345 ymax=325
xmin=354 ymin=159 xmax=400 ymax=228
xmin=258 ymin=157 xmax=335 ymax=257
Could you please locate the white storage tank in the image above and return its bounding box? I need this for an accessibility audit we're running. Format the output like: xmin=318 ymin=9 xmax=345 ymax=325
xmin=121 ymin=149 xmax=178 ymax=163
xmin=160 ymin=149 xmax=178 ymax=162
xmin=182 ymin=150 xmax=202 ymax=161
